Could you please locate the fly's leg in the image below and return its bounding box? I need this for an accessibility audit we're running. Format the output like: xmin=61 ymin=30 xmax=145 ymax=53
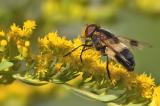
xmin=106 ymin=55 xmax=111 ymax=80
xmin=100 ymin=47 xmax=111 ymax=80
xmin=80 ymin=47 xmax=92 ymax=62
xmin=64 ymin=44 xmax=92 ymax=57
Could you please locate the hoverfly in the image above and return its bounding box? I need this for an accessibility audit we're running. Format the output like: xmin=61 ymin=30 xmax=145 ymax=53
xmin=64 ymin=24 xmax=151 ymax=80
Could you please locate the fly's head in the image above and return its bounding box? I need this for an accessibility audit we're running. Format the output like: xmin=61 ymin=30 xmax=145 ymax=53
xmin=84 ymin=24 xmax=100 ymax=38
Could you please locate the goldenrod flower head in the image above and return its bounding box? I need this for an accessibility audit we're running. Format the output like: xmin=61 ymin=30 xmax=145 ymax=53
xmin=47 ymin=32 xmax=72 ymax=48
xmin=10 ymin=23 xmax=21 ymax=34
xmin=16 ymin=40 xmax=30 ymax=57
xmin=39 ymin=32 xmax=73 ymax=56
xmin=18 ymin=46 xmax=29 ymax=57
xmin=25 ymin=41 xmax=30 ymax=47
xmin=0 ymin=40 xmax=7 ymax=47
xmin=23 ymin=20 xmax=36 ymax=30
xmin=150 ymin=86 xmax=160 ymax=106
xmin=21 ymin=20 xmax=36 ymax=37
xmin=108 ymin=60 xmax=133 ymax=86
xmin=9 ymin=20 xmax=36 ymax=38
xmin=0 ymin=30 xmax=5 ymax=37
xmin=136 ymin=73 xmax=155 ymax=99
xmin=35 ymin=54 xmax=53 ymax=78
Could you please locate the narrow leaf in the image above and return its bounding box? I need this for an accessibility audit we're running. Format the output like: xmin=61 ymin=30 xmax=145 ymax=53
xmin=0 ymin=61 xmax=13 ymax=71
xmin=13 ymin=74 xmax=48 ymax=86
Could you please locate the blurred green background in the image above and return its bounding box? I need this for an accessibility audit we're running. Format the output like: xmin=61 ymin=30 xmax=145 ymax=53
xmin=0 ymin=0 xmax=160 ymax=106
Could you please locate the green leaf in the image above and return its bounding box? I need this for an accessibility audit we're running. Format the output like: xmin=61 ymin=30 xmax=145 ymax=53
xmin=13 ymin=74 xmax=48 ymax=86
xmin=0 ymin=61 xmax=13 ymax=71
xmin=61 ymin=83 xmax=119 ymax=102
xmin=51 ymin=79 xmax=64 ymax=84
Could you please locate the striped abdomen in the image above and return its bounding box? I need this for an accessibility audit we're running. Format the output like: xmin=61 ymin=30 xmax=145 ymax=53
xmin=115 ymin=48 xmax=135 ymax=71
xmin=106 ymin=42 xmax=135 ymax=71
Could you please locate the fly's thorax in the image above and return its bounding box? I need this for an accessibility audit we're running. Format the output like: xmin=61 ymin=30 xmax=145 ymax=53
xmin=91 ymin=35 xmax=105 ymax=51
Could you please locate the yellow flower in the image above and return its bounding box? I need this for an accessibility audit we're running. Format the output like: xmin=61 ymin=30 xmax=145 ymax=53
xmin=39 ymin=36 xmax=49 ymax=45
xmin=54 ymin=62 xmax=63 ymax=72
xmin=17 ymin=41 xmax=30 ymax=57
xmin=0 ymin=40 xmax=7 ymax=46
xmin=0 ymin=30 xmax=5 ymax=36
xmin=47 ymin=32 xmax=72 ymax=48
xmin=23 ymin=20 xmax=36 ymax=30
xmin=136 ymin=73 xmax=155 ymax=99
xmin=35 ymin=54 xmax=53 ymax=78
xmin=21 ymin=20 xmax=36 ymax=37
xmin=25 ymin=41 xmax=30 ymax=47
xmin=9 ymin=20 xmax=36 ymax=38
xmin=39 ymin=32 xmax=73 ymax=56
xmin=150 ymin=86 xmax=160 ymax=106
xmin=10 ymin=23 xmax=21 ymax=34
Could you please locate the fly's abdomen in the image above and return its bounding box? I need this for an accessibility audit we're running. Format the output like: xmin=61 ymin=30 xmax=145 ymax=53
xmin=115 ymin=48 xmax=135 ymax=71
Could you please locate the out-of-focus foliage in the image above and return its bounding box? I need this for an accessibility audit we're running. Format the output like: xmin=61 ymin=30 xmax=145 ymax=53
xmin=135 ymin=0 xmax=160 ymax=14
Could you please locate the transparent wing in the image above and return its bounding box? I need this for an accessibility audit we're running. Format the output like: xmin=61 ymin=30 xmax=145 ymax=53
xmin=117 ymin=36 xmax=152 ymax=50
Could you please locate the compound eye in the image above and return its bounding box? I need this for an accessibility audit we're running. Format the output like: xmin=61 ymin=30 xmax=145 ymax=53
xmin=85 ymin=24 xmax=97 ymax=37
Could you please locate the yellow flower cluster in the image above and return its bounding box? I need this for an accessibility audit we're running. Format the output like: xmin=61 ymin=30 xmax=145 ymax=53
xmin=0 ymin=30 xmax=7 ymax=51
xmin=34 ymin=53 xmax=53 ymax=79
xmin=9 ymin=20 xmax=36 ymax=37
xmin=7 ymin=20 xmax=36 ymax=58
xmin=39 ymin=32 xmax=73 ymax=55
xmin=38 ymin=32 xmax=103 ymax=80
